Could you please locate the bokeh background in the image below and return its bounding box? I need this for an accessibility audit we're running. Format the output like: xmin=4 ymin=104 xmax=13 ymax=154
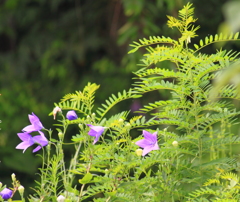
xmin=1 ymin=0 xmax=240 ymax=198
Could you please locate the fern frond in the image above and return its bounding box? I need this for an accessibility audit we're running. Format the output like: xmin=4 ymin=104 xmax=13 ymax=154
xmin=81 ymin=181 xmax=112 ymax=200
xmin=221 ymin=172 xmax=239 ymax=185
xmin=136 ymin=100 xmax=178 ymax=114
xmin=193 ymin=32 xmax=240 ymax=53
xmin=187 ymin=187 xmax=217 ymax=199
xmin=128 ymin=36 xmax=179 ymax=54
xmin=58 ymin=82 xmax=100 ymax=116
xmin=216 ymin=84 xmax=240 ymax=100
xmin=142 ymin=47 xmax=186 ymax=66
xmin=142 ymin=118 xmax=190 ymax=130
xmin=133 ymin=67 xmax=185 ymax=79
xmin=197 ymin=110 xmax=240 ymax=130
xmin=96 ymin=89 xmax=141 ymax=120
xmin=203 ymin=179 xmax=220 ymax=186
xmin=178 ymin=3 xmax=195 ymax=21
xmin=133 ymin=80 xmax=189 ymax=96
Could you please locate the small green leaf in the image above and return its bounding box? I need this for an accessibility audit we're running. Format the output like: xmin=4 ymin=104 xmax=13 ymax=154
xmin=234 ymin=32 xmax=239 ymax=39
xmin=50 ymin=138 xmax=58 ymax=142
xmin=219 ymin=33 xmax=223 ymax=40
xmin=199 ymin=39 xmax=204 ymax=47
xmin=209 ymin=35 xmax=213 ymax=42
xmin=128 ymin=47 xmax=138 ymax=54
xmin=205 ymin=36 xmax=209 ymax=44
xmin=194 ymin=44 xmax=199 ymax=49
xmin=79 ymin=173 xmax=93 ymax=184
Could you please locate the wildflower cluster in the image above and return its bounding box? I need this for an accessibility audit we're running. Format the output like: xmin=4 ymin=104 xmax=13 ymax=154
xmin=16 ymin=113 xmax=48 ymax=153
xmin=8 ymin=3 xmax=240 ymax=201
xmin=0 ymin=173 xmax=25 ymax=201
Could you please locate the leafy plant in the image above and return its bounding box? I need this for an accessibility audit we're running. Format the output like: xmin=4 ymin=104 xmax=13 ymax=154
xmin=7 ymin=3 xmax=240 ymax=202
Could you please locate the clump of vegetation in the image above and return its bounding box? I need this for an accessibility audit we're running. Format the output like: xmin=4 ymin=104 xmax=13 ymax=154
xmin=2 ymin=3 xmax=240 ymax=201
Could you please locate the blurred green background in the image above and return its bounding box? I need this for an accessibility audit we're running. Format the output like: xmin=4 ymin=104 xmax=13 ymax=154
xmin=0 ymin=0 xmax=240 ymax=198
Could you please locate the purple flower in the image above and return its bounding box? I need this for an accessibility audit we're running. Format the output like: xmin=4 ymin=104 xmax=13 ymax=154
xmin=66 ymin=110 xmax=78 ymax=120
xmin=135 ymin=130 xmax=159 ymax=156
xmin=0 ymin=188 xmax=12 ymax=200
xmin=87 ymin=124 xmax=104 ymax=144
xmin=16 ymin=131 xmax=48 ymax=153
xmin=22 ymin=113 xmax=44 ymax=133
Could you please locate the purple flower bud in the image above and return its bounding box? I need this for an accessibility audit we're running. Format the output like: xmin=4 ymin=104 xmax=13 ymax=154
xmin=66 ymin=110 xmax=78 ymax=120
xmin=0 ymin=188 xmax=12 ymax=200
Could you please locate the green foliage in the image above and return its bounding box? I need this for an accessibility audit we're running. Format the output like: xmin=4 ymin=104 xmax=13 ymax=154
xmin=187 ymin=171 xmax=240 ymax=201
xmin=8 ymin=2 xmax=240 ymax=201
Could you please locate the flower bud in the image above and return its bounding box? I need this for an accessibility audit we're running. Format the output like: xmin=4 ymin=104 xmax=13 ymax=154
xmin=58 ymin=132 xmax=64 ymax=139
xmin=172 ymin=141 xmax=178 ymax=147
xmin=11 ymin=173 xmax=16 ymax=182
xmin=57 ymin=195 xmax=65 ymax=202
xmin=46 ymin=144 xmax=51 ymax=152
xmin=0 ymin=182 xmax=2 ymax=189
xmin=66 ymin=110 xmax=78 ymax=120
xmin=78 ymin=124 xmax=83 ymax=130
xmin=0 ymin=188 xmax=13 ymax=200
xmin=53 ymin=106 xmax=62 ymax=120
xmin=135 ymin=149 xmax=143 ymax=156
xmin=18 ymin=185 xmax=25 ymax=195
xmin=119 ymin=118 xmax=124 ymax=123
xmin=125 ymin=123 xmax=131 ymax=129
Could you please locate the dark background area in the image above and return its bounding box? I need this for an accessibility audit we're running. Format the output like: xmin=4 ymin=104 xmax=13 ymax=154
xmin=0 ymin=0 xmax=240 ymax=198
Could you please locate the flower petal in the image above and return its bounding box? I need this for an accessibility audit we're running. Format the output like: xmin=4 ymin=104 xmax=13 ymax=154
xmin=87 ymin=125 xmax=105 ymax=144
xmin=22 ymin=125 xmax=37 ymax=133
xmin=17 ymin=133 xmax=32 ymax=141
xmin=152 ymin=142 xmax=160 ymax=150
xmin=16 ymin=140 xmax=34 ymax=153
xmin=33 ymin=135 xmax=48 ymax=147
xmin=135 ymin=139 xmax=150 ymax=148
xmin=32 ymin=145 xmax=42 ymax=153
xmin=22 ymin=113 xmax=44 ymax=132
xmin=142 ymin=145 xmax=154 ymax=156
xmin=93 ymin=135 xmax=101 ymax=144
xmin=143 ymin=130 xmax=157 ymax=143
xmin=29 ymin=113 xmax=44 ymax=130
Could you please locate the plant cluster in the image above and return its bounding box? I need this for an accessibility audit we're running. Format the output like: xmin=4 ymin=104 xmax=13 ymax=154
xmin=1 ymin=3 xmax=240 ymax=201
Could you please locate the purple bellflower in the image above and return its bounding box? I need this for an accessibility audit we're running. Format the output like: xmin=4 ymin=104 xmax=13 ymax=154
xmin=0 ymin=188 xmax=13 ymax=200
xmin=87 ymin=124 xmax=104 ymax=144
xmin=135 ymin=130 xmax=159 ymax=156
xmin=22 ymin=113 xmax=44 ymax=133
xmin=66 ymin=110 xmax=78 ymax=120
xmin=16 ymin=131 xmax=48 ymax=153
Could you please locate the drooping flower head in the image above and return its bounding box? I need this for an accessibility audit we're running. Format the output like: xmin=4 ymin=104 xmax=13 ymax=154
xmin=66 ymin=110 xmax=78 ymax=120
xmin=135 ymin=130 xmax=159 ymax=156
xmin=0 ymin=188 xmax=13 ymax=200
xmin=22 ymin=113 xmax=44 ymax=133
xmin=53 ymin=106 xmax=62 ymax=120
xmin=87 ymin=124 xmax=104 ymax=144
xmin=16 ymin=131 xmax=48 ymax=153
